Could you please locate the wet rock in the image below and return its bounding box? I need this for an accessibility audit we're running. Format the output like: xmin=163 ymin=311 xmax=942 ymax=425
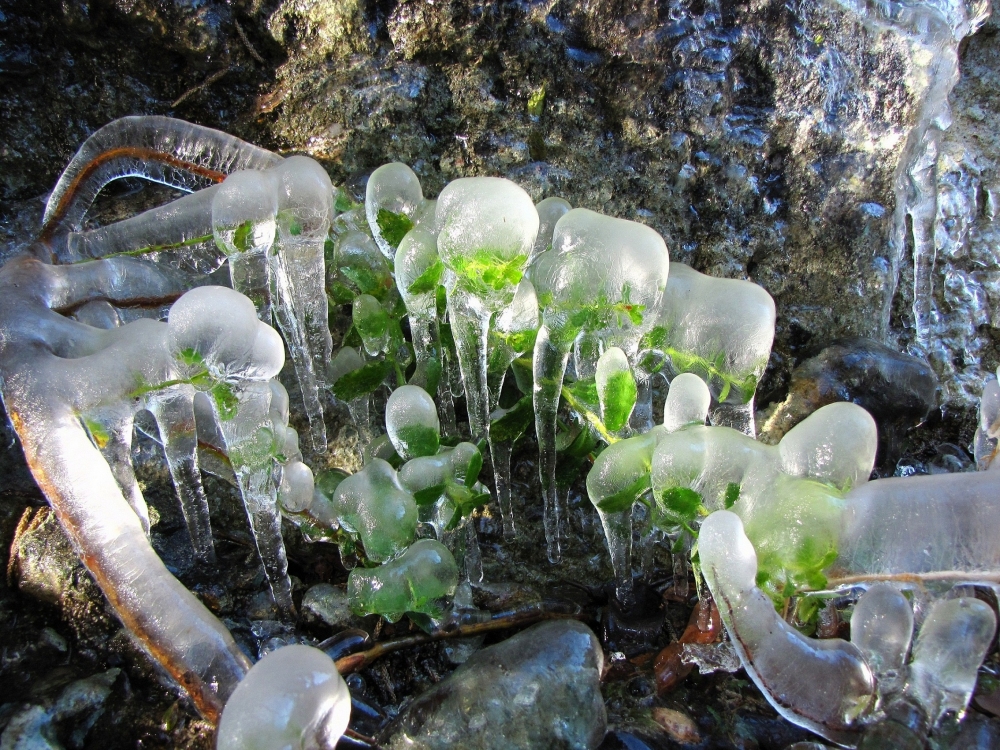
xmin=0 ymin=669 xmax=119 ymax=750
xmin=300 ymin=583 xmax=364 ymax=630
xmin=382 ymin=620 xmax=606 ymax=750
xmin=760 ymin=338 xmax=938 ymax=453
xmin=650 ymin=708 xmax=700 ymax=745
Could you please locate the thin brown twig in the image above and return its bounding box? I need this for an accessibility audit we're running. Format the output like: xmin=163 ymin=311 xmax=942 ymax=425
xmin=233 ymin=17 xmax=266 ymax=64
xmin=172 ymin=67 xmax=232 ymax=108
xmin=824 ymin=570 xmax=1000 ymax=588
xmin=334 ymin=604 xmax=589 ymax=675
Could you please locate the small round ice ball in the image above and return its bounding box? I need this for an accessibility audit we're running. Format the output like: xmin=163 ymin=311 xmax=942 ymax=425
xmin=385 ymin=385 xmax=440 ymax=460
xmin=279 ymin=461 xmax=315 ymax=514
xmin=216 ymin=644 xmax=351 ymax=750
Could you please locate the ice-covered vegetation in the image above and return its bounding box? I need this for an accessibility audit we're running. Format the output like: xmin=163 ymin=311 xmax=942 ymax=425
xmin=5 ymin=116 xmax=1000 ymax=748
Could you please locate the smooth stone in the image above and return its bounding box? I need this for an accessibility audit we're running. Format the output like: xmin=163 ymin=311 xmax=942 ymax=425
xmin=382 ymin=620 xmax=606 ymax=750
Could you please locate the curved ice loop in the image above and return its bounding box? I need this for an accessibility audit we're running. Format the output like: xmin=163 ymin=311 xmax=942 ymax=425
xmin=531 ymin=208 xmax=669 ymax=562
xmin=700 ymin=511 xmax=876 ymax=746
xmin=486 ymin=278 xmax=539 ymax=537
xmin=216 ymin=644 xmax=351 ymax=750
xmin=0 ymin=261 xmax=315 ymax=720
xmin=41 ymin=116 xmax=281 ymax=242
xmin=643 ymin=263 xmax=775 ymax=436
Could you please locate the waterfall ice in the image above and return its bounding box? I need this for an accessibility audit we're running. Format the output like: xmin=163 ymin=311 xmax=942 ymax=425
xmin=216 ymin=644 xmax=351 ymax=750
xmin=531 ymin=207 xmax=669 ymax=561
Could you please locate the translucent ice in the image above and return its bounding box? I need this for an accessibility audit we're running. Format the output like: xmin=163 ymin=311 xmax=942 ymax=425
xmin=437 ymin=177 xmax=539 ymax=444
xmin=331 ymin=458 xmax=418 ymax=563
xmin=596 ymin=346 xmax=637 ymax=434
xmin=217 ymin=644 xmax=351 ymax=750
xmin=531 ymin=208 xmax=669 ymax=561
xmin=386 ymin=385 xmax=441 ymax=460
xmin=646 ymin=263 xmax=775 ymax=435
xmin=849 ymin=583 xmax=913 ymax=681
xmin=530 ymin=196 xmax=572 ymax=262
xmin=366 ymin=162 xmax=425 ymax=260
xmin=347 ymin=539 xmax=459 ymax=621
xmin=699 ymin=511 xmax=875 ymax=746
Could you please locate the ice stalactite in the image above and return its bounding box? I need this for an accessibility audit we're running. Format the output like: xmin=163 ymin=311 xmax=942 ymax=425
xmin=531 ymin=208 xmax=669 ymax=562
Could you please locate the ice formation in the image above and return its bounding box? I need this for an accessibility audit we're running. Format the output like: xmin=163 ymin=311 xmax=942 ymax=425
xmin=8 ymin=114 xmax=1000 ymax=747
xmin=216 ymin=644 xmax=351 ymax=750
xmin=531 ymin=208 xmax=670 ymax=561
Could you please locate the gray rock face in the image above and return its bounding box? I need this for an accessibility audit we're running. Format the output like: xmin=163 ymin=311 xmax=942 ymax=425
xmin=383 ymin=619 xmax=606 ymax=750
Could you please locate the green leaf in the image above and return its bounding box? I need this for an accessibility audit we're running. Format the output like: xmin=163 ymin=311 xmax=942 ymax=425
xmin=599 ymin=370 xmax=637 ymax=433
xmin=724 ymin=482 xmax=741 ymax=509
xmin=511 ymin=357 xmax=533 ymax=395
xmin=449 ymin=251 xmax=527 ymax=295
xmin=413 ymin=483 xmax=448 ymax=506
xmin=563 ymin=378 xmax=600 ymax=412
xmin=177 ymin=347 xmax=205 ymax=368
xmin=394 ymin=425 xmax=440 ymax=459
xmin=461 ymin=448 xmax=483 ymax=487
xmin=489 ymin=394 xmax=534 ymax=444
xmin=334 ymin=189 xmax=359 ymax=213
xmin=657 ymin=486 xmax=704 ymax=524
xmin=232 ymin=221 xmax=254 ymax=253
xmin=81 ymin=416 xmax=110 ymax=449
xmin=328 ymin=282 xmax=356 ymax=305
xmin=597 ymin=473 xmax=651 ymax=514
xmin=340 ymin=265 xmax=382 ymax=296
xmin=407 ymin=259 xmax=444 ymax=296
xmin=211 ymin=382 xmax=239 ymax=421
xmin=639 ymin=325 xmax=669 ymax=352
xmin=527 ymin=84 xmax=546 ymax=117
xmin=376 ymin=208 xmax=414 ymax=249
xmin=332 ymin=360 xmax=392 ymax=401
xmin=561 ymin=423 xmax=599 ymax=458
xmin=408 ymin=355 xmax=442 ymax=395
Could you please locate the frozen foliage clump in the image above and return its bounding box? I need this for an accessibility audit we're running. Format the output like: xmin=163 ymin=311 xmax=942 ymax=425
xmin=348 ymin=538 xmax=460 ymax=621
xmin=216 ymin=644 xmax=351 ymax=750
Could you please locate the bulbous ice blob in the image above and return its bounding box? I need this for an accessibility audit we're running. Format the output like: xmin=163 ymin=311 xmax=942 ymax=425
xmin=216 ymin=644 xmax=351 ymax=750
xmin=395 ymin=228 xmax=440 ymax=317
xmin=398 ymin=442 xmax=484 ymax=536
xmin=352 ymin=294 xmax=391 ymax=356
xmin=596 ymin=347 xmax=637 ymax=433
xmin=531 ymin=196 xmax=572 ymax=262
xmin=167 ymin=286 xmax=259 ymax=376
xmin=436 ymin=177 xmax=539 ymax=302
xmin=273 ymin=155 xmax=334 ymax=240
xmin=779 ymin=402 xmax=877 ymax=490
xmin=850 ymin=583 xmax=913 ymax=679
xmin=532 ymin=208 xmax=669 ymax=338
xmin=663 ymin=373 xmax=711 ymax=432
xmin=385 ymin=385 xmax=441 ymax=460
xmin=333 ymin=230 xmax=394 ymax=301
xmin=648 ymin=263 xmax=774 ymax=434
xmin=268 ymin=380 xmax=290 ymax=426
xmin=366 ymin=162 xmax=424 ymax=259
xmin=699 ymin=511 xmax=875 ymax=745
xmin=331 ymin=459 xmax=417 ymax=563
xmin=906 ymin=597 xmax=996 ymax=723
xmin=328 ymin=346 xmax=365 ymax=385
xmin=243 ymin=323 xmax=285 ymax=381
xmin=348 ymin=539 xmax=459 ymax=621
xmin=279 ymin=461 xmax=315 ymax=514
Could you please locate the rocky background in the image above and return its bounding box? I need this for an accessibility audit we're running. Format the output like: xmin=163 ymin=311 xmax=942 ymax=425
xmin=2 ymin=0 xmax=1000 ymax=747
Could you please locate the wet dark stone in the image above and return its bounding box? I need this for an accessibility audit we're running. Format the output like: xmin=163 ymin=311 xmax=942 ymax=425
xmin=381 ymin=620 xmax=606 ymax=749
xmin=762 ymin=337 xmax=939 ymax=461
xmin=601 ymin=580 xmax=666 ymax=656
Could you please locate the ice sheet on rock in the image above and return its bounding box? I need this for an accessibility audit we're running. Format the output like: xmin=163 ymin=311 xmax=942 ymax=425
xmin=383 ymin=620 xmax=606 ymax=750
xmin=699 ymin=511 xmax=875 ymax=746
xmin=331 ymin=458 xmax=418 ymax=563
xmin=680 ymin=640 xmax=741 ymax=675
xmin=648 ymin=263 xmax=775 ymax=435
xmin=531 ymin=207 xmax=669 ymax=562
xmin=348 ymin=539 xmax=459 ymax=621
xmin=42 ymin=116 xmax=281 ymax=238
xmin=217 ymin=644 xmax=351 ymax=750
xmin=366 ymin=162 xmax=425 ymax=260
xmin=386 ymin=385 xmax=441 ymax=460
